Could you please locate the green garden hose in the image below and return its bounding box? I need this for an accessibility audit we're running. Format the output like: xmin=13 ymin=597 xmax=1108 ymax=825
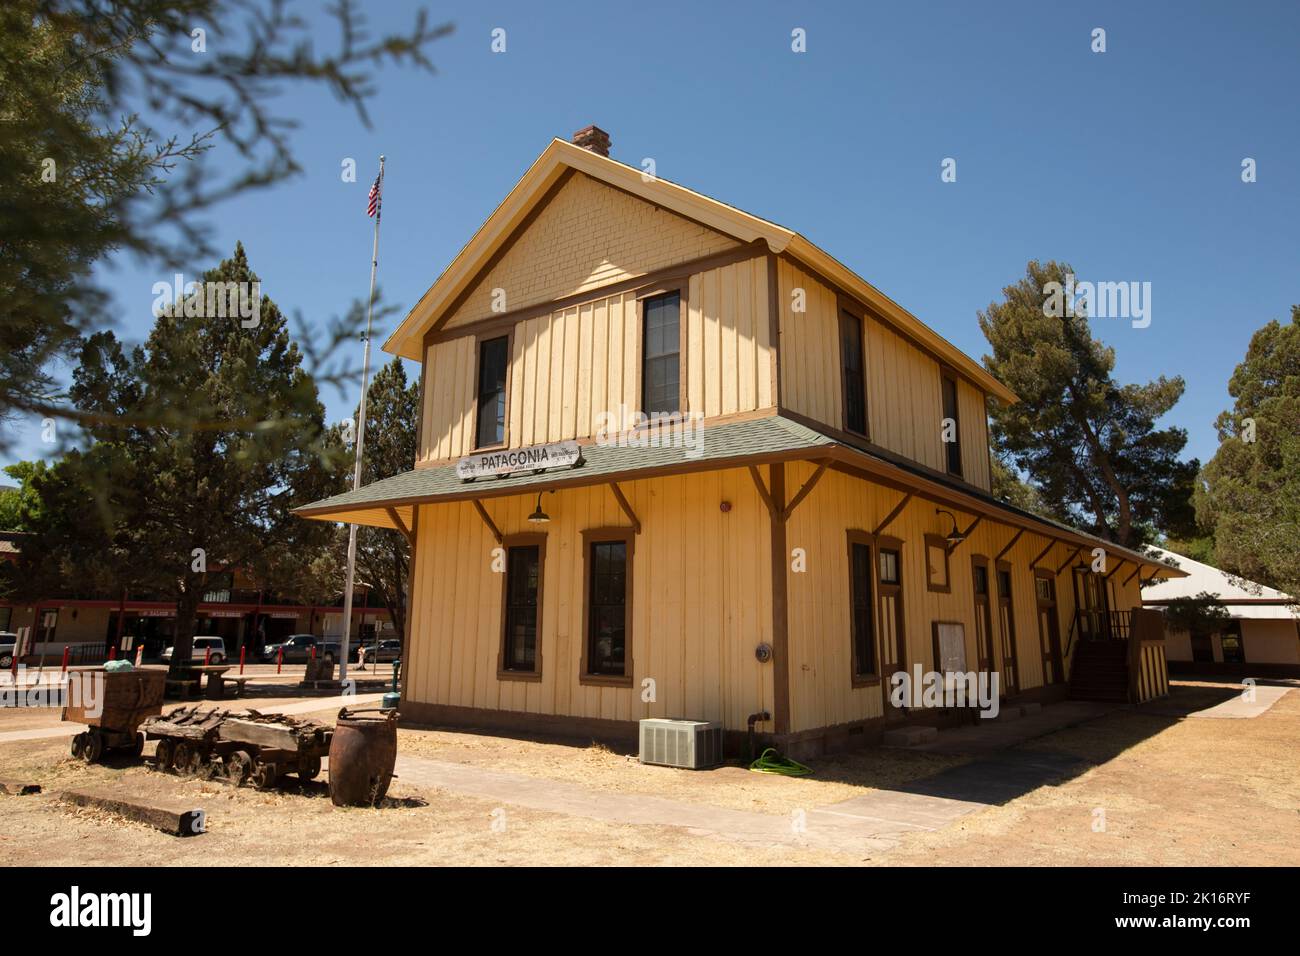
xmin=748 ymin=747 xmax=813 ymax=776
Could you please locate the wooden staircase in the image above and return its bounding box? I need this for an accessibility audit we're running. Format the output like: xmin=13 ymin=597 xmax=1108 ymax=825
xmin=1068 ymin=639 xmax=1131 ymax=703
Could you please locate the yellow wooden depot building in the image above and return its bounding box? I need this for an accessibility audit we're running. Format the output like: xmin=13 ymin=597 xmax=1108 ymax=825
xmin=299 ymin=127 xmax=1184 ymax=756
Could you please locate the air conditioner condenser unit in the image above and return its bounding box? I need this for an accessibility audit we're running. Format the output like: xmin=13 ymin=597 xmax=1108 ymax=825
xmin=638 ymin=718 xmax=724 ymax=769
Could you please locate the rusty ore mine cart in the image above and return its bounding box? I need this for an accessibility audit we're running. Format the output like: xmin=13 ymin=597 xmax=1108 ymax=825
xmin=141 ymin=706 xmax=333 ymax=790
xmin=65 ymin=666 xmax=168 ymax=763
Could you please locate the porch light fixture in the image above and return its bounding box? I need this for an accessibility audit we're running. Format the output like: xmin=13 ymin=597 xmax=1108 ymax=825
xmin=936 ymin=508 xmax=965 ymax=546
xmin=527 ymin=490 xmax=553 ymax=525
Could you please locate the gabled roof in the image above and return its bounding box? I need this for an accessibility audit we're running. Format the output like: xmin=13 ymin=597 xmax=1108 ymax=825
xmin=384 ymin=138 xmax=1018 ymax=405
xmin=1142 ymin=547 xmax=1298 ymax=619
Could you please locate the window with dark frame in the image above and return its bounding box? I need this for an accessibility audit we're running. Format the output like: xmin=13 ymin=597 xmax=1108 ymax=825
xmin=850 ymin=541 xmax=876 ymax=678
xmin=878 ymin=548 xmax=900 ymax=585
xmin=475 ymin=335 xmax=509 ymax=448
xmin=941 ymin=373 xmax=962 ymax=477
xmin=502 ymin=544 xmax=541 ymax=673
xmin=586 ymin=539 xmax=628 ymax=677
xmin=641 ymin=292 xmax=680 ymax=416
xmin=841 ymin=310 xmax=867 ymax=435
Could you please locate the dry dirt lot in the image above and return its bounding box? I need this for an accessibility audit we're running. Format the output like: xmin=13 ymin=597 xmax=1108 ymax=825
xmin=1 ymin=681 xmax=1296 ymax=866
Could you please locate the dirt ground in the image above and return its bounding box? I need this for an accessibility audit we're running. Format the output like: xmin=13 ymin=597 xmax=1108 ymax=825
xmin=1 ymin=680 xmax=1296 ymax=866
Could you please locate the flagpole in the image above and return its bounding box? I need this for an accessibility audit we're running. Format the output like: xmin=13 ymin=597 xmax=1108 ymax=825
xmin=339 ymin=155 xmax=384 ymax=684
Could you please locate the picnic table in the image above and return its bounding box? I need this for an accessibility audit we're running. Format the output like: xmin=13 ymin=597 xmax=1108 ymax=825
xmin=164 ymin=666 xmax=250 ymax=701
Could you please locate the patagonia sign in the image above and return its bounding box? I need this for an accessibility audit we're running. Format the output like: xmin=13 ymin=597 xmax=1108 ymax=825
xmin=456 ymin=440 xmax=582 ymax=480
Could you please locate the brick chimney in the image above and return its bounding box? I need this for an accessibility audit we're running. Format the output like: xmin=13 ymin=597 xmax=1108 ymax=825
xmin=572 ymin=125 xmax=611 ymax=157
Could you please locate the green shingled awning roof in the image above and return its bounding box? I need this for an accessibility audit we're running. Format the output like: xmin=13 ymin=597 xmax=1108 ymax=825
xmin=293 ymin=412 xmax=1184 ymax=578
xmin=294 ymin=415 xmax=834 ymax=519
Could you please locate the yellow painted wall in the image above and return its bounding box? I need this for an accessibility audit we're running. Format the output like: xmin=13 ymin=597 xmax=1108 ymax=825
xmin=777 ymin=261 xmax=993 ymax=492
xmin=777 ymin=258 xmax=842 ymax=427
xmin=404 ymin=468 xmax=776 ymax=729
xmin=783 ymin=461 xmax=1108 ymax=732
xmin=865 ymin=316 xmax=943 ymax=472
xmin=404 ymin=457 xmax=1156 ymax=734
xmin=687 ymin=257 xmax=774 ymax=417
xmin=441 ymin=173 xmax=739 ymax=332
xmin=420 ymin=335 xmax=477 ymax=462
xmin=420 ymin=257 xmax=775 ymax=462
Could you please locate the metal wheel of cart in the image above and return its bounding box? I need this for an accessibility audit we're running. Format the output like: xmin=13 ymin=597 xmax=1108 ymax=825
xmin=224 ymin=750 xmax=252 ymax=786
xmin=82 ymin=731 xmax=105 ymax=763
xmin=298 ymin=755 xmax=321 ymax=781
xmin=173 ymin=741 xmax=195 ymax=774
xmin=251 ymin=761 xmax=279 ymax=791
xmin=154 ymin=737 xmax=174 ymax=771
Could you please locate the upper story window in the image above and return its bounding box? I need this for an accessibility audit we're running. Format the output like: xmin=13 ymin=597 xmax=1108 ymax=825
xmin=641 ymin=292 xmax=680 ymax=416
xmin=941 ymin=372 xmax=962 ymax=477
xmin=476 ymin=335 xmax=509 ymax=448
xmin=840 ymin=310 xmax=867 ymax=435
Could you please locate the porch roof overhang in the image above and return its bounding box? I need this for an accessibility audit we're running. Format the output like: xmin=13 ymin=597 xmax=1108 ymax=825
xmin=294 ymin=413 xmax=1186 ymax=581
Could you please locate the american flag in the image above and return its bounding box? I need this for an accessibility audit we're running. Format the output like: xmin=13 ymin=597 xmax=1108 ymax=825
xmin=367 ymin=171 xmax=382 ymax=218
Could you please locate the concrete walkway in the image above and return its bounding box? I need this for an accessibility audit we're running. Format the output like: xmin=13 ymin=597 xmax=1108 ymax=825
xmin=0 ymin=692 xmax=383 ymax=745
xmin=392 ymin=746 xmax=1087 ymax=857
xmin=907 ymin=701 xmax=1115 ymax=755
xmin=1186 ymin=684 xmax=1291 ymax=719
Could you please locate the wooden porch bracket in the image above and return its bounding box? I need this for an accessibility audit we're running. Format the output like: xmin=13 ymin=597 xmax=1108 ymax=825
xmin=947 ymin=515 xmax=983 ymax=553
xmin=1029 ymin=539 xmax=1056 ymax=570
xmin=995 ymin=528 xmax=1024 ymax=562
xmin=748 ymin=465 xmax=779 ymax=520
xmin=1055 ymin=547 xmax=1083 ymax=576
xmin=385 ymin=507 xmax=414 ymax=545
xmin=1105 ymin=558 xmax=1127 ymax=580
xmin=471 ymin=499 xmax=503 ymax=545
xmin=872 ymin=492 xmax=913 ymax=537
xmin=607 ymin=482 xmax=642 ymax=534
xmin=1122 ymin=566 xmax=1141 ymax=586
xmin=782 ymin=459 xmax=830 ymax=521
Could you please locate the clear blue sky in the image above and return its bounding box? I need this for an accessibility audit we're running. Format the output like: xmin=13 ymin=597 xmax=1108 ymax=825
xmin=7 ymin=0 xmax=1299 ymax=471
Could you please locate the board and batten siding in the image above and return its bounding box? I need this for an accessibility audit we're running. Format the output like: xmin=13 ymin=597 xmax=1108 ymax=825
xmin=784 ymin=461 xmax=1063 ymax=733
xmin=403 ymin=469 xmax=776 ymax=729
xmin=418 ymin=256 xmax=775 ymax=463
xmin=687 ymin=256 xmax=773 ymax=418
xmin=777 ymin=259 xmax=993 ymax=492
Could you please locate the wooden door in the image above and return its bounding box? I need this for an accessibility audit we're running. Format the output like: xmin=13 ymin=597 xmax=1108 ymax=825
xmin=1036 ymin=571 xmax=1065 ymax=685
xmin=876 ymin=542 xmax=907 ymax=721
xmin=995 ymin=563 xmax=1019 ymax=697
xmin=971 ymin=557 xmax=996 ymax=673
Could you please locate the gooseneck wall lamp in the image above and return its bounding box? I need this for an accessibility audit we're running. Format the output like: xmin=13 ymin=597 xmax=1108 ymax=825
xmin=935 ymin=508 xmax=965 ymax=546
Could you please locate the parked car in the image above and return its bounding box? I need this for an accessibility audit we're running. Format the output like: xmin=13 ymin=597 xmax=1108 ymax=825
xmin=261 ymin=633 xmax=342 ymax=664
xmin=0 ymin=631 xmax=17 ymax=669
xmin=354 ymin=638 xmax=401 ymax=666
xmin=160 ymin=635 xmax=227 ymax=665
xmin=370 ymin=639 xmax=402 ymax=664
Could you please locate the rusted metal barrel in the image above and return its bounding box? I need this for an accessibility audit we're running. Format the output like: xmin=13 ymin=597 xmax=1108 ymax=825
xmin=328 ymin=707 xmax=399 ymax=807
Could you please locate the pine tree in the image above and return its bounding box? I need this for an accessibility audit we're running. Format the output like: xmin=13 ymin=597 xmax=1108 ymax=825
xmin=22 ymin=243 xmax=345 ymax=672
xmin=1195 ymin=307 xmax=1300 ymax=596
xmin=979 ymin=260 xmax=1198 ymax=547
